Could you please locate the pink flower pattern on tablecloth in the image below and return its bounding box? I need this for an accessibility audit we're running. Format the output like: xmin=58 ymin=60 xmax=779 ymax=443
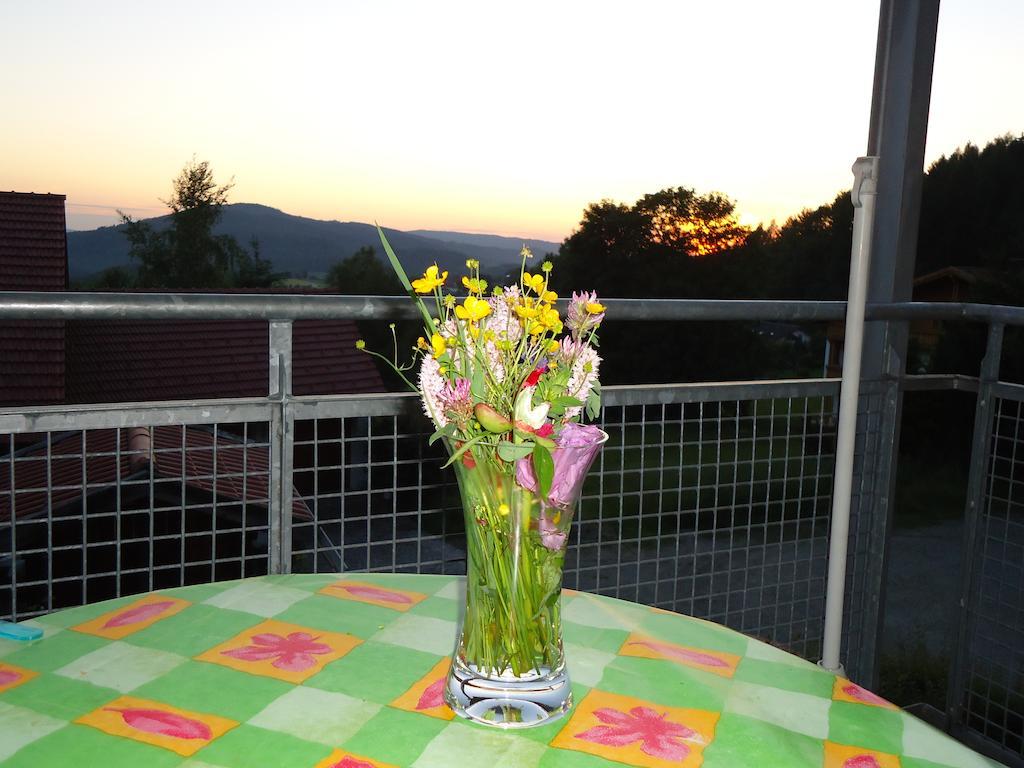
xmin=338 ymin=584 xmax=413 ymax=605
xmin=101 ymin=600 xmax=176 ymax=629
xmin=104 ymin=707 xmax=212 ymax=741
xmin=416 ymin=677 xmax=446 ymax=710
xmin=842 ymin=683 xmax=893 ymax=708
xmin=844 ymin=755 xmax=882 ymax=768
xmin=331 ymin=757 xmax=377 ymax=768
xmin=0 ymin=669 xmax=22 ymax=686
xmin=629 ymin=640 xmax=731 ymax=669
xmin=221 ymin=631 xmax=332 ymax=672
xmin=575 ymin=705 xmax=698 ymax=761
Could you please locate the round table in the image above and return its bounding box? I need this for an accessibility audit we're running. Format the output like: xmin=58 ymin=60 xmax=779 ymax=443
xmin=0 ymin=574 xmax=998 ymax=767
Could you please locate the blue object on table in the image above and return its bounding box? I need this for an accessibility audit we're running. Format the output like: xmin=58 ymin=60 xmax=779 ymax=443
xmin=0 ymin=620 xmax=43 ymax=641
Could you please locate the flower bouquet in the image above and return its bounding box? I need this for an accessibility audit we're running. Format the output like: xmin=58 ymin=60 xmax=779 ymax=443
xmin=362 ymin=228 xmax=607 ymax=727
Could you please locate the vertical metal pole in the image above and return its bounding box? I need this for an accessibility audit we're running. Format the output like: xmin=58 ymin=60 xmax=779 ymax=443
xmin=846 ymin=0 xmax=940 ymax=685
xmin=269 ymin=320 xmax=294 ymax=574
xmin=820 ymin=157 xmax=879 ymax=675
xmin=947 ymin=322 xmax=1003 ymax=734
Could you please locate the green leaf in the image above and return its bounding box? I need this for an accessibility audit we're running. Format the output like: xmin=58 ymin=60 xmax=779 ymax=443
xmin=551 ymin=396 xmax=583 ymax=408
xmin=428 ymin=424 xmax=458 ymax=446
xmin=470 ymin=365 xmax=486 ymax=400
xmin=497 ymin=442 xmax=533 ymax=462
xmin=532 ymin=442 xmax=554 ymax=499
xmin=441 ymin=434 xmax=489 ymax=468
xmin=585 ymin=388 xmax=602 ymax=420
xmin=376 ymin=224 xmax=436 ymax=332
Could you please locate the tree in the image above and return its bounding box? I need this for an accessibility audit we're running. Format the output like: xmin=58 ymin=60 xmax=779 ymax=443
xmin=119 ymin=159 xmax=279 ymax=289
xmin=325 ymin=246 xmax=402 ymax=294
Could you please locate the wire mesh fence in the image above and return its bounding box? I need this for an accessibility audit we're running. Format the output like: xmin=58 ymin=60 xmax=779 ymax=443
xmin=0 ymin=421 xmax=273 ymax=620
xmin=955 ymin=391 xmax=1024 ymax=762
xmin=289 ymin=383 xmax=839 ymax=661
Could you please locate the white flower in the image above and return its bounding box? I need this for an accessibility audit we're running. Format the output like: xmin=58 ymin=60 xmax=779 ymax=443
xmin=513 ymin=386 xmax=549 ymax=429
xmin=418 ymin=355 xmax=448 ymax=427
xmin=561 ymin=340 xmax=600 ymax=420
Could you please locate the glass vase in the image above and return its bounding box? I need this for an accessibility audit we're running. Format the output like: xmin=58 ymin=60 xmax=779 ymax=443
xmin=443 ymin=429 xmax=607 ymax=728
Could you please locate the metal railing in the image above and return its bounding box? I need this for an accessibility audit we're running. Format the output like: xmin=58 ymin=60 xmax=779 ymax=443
xmin=0 ymin=291 xmax=1021 ymax=764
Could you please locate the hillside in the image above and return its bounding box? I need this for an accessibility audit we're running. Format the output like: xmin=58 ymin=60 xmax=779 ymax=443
xmin=67 ymin=204 xmax=559 ymax=283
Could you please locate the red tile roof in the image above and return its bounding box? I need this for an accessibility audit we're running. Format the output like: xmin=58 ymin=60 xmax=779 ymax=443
xmin=0 ymin=426 xmax=312 ymax=523
xmin=0 ymin=192 xmax=67 ymax=406
xmin=66 ymin=317 xmax=383 ymax=403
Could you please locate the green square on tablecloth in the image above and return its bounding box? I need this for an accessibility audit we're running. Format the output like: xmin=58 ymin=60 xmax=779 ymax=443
xmin=1 ymin=629 xmax=107 ymax=671
xmin=192 ymin=723 xmax=332 ymax=768
xmin=274 ymin=593 xmax=400 ymax=638
xmin=339 ymin=705 xmax=449 ymax=766
xmin=410 ymin=718 xmax=548 ymax=767
xmin=638 ymin=612 xmax=750 ymax=656
xmin=561 ymin=621 xmax=629 ymax=654
xmin=561 ymin=594 xmax=649 ymax=632
xmin=2 ymin=672 xmax=119 ymax=721
xmin=123 ymin=603 xmax=264 ymax=657
xmin=595 ymin=655 xmax=731 ymax=711
xmin=732 ymin=656 xmax=835 ymax=697
xmin=901 ymin=759 xmax=967 ymax=768
xmin=701 ymin=711 xmax=824 ymax=768
xmin=158 ymin=580 xmax=239 ymax=604
xmin=303 ymin=641 xmax=442 ymax=702
xmin=408 ymin=594 xmax=459 ymax=621
xmin=538 ymin=748 xmax=625 ymax=767
xmin=132 ymin=660 xmax=292 ymax=721
xmin=827 ymin=699 xmax=904 ymax=754
xmin=1 ymin=723 xmax=182 ymax=768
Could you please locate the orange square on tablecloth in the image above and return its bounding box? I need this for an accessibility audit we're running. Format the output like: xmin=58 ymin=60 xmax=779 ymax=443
xmin=618 ymin=632 xmax=740 ymax=678
xmin=318 ymin=580 xmax=427 ymax=611
xmin=313 ymin=748 xmax=400 ymax=768
xmin=551 ymin=688 xmax=719 ymax=768
xmin=824 ymin=740 xmax=901 ymax=768
xmin=72 ymin=594 xmax=190 ymax=640
xmin=832 ymin=677 xmax=899 ymax=710
xmin=0 ymin=662 xmax=38 ymax=693
xmin=75 ymin=695 xmax=237 ymax=757
xmin=390 ymin=657 xmax=455 ymax=720
xmin=195 ymin=618 xmax=360 ymax=683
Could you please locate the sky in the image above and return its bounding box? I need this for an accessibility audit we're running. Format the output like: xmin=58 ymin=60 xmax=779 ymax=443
xmin=2 ymin=1 xmax=1023 ymax=242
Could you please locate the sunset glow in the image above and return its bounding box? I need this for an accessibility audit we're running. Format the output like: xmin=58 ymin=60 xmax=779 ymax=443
xmin=2 ymin=1 xmax=1022 ymax=240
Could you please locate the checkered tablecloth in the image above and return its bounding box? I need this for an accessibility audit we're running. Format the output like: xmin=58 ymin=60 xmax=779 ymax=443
xmin=0 ymin=574 xmax=999 ymax=767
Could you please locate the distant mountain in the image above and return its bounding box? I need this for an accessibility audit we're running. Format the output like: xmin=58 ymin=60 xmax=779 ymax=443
xmin=408 ymin=230 xmax=560 ymax=259
xmin=66 ymin=204 xmax=555 ymax=283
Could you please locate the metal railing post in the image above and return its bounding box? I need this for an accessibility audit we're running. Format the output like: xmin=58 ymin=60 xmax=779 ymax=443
xmin=947 ymin=322 xmax=1003 ymax=735
xmin=820 ymin=156 xmax=879 ymax=675
xmin=269 ymin=320 xmax=294 ymax=574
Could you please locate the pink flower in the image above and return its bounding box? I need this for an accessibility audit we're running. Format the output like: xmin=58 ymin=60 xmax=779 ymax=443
xmin=566 ymin=290 xmax=605 ymax=339
xmin=439 ymin=378 xmax=472 ymax=422
xmin=418 ymin=356 xmax=448 ymax=427
xmin=221 ymin=631 xmax=332 ymax=672
xmin=575 ymin=705 xmax=698 ymax=761
xmin=559 ymin=339 xmax=601 ymax=420
xmin=844 ymin=756 xmax=882 ymax=768
xmin=538 ymin=511 xmax=568 ymax=551
xmin=516 ymin=422 xmax=606 ymax=507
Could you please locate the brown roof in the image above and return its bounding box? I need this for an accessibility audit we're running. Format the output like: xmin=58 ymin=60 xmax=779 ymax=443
xmin=0 ymin=192 xmax=67 ymax=406
xmin=0 ymin=426 xmax=312 ymax=523
xmin=66 ymin=318 xmax=383 ymax=403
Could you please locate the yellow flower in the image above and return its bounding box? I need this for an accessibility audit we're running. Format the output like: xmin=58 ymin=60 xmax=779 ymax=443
xmin=430 ymin=333 xmax=446 ymax=358
xmin=541 ymin=261 xmax=553 ymax=273
xmin=515 ymin=301 xmax=539 ymax=320
xmin=498 ymin=503 xmax=510 ymax=516
xmin=411 ymin=264 xmax=448 ymax=294
xmin=541 ymin=290 xmax=558 ymax=304
xmin=540 ymin=306 xmax=562 ymax=332
xmin=547 ymin=340 xmax=560 ymax=354
xmin=462 ymin=276 xmax=488 ymax=294
xmin=455 ymin=295 xmax=491 ymax=322
xmin=523 ymin=273 xmax=545 ymax=294
xmin=355 ymin=339 xmax=365 ymax=349
xmin=416 ymin=336 xmax=429 ymax=351
xmin=465 ymin=258 xmax=480 ymax=269
xmin=585 ymin=301 xmax=606 ymax=315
